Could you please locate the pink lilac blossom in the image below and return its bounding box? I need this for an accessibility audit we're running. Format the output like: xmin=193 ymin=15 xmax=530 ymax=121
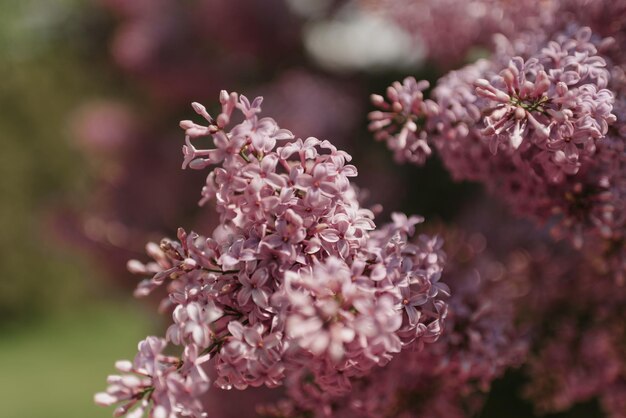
xmin=474 ymin=28 xmax=614 ymax=175
xmin=97 ymin=91 xmax=448 ymax=417
xmin=370 ymin=26 xmax=615 ymax=180
xmin=259 ymin=219 xmax=530 ymax=418
xmin=369 ymin=24 xmax=626 ymax=277
xmin=95 ymin=337 xmax=211 ymax=418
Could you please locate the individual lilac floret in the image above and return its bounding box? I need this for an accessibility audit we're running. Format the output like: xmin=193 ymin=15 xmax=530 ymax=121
xmin=99 ymin=90 xmax=449 ymax=417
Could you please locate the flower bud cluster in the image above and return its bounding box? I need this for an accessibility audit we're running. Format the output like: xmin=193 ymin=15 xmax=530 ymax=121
xmin=368 ymin=78 xmax=437 ymax=164
xmin=97 ymin=91 xmax=448 ymax=417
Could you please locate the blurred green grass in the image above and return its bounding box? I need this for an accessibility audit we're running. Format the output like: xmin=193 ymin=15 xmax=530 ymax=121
xmin=0 ymin=304 xmax=151 ymax=418
xmin=0 ymin=3 xmax=156 ymax=417
xmin=0 ymin=0 xmax=134 ymax=325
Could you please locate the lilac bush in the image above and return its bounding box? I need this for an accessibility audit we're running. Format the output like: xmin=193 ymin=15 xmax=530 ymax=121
xmin=90 ymin=1 xmax=626 ymax=417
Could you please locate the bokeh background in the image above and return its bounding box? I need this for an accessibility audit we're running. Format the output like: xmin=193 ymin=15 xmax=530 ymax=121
xmin=0 ymin=1 xmax=604 ymax=417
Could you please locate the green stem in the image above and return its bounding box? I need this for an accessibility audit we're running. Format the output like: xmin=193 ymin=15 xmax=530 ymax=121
xmin=202 ymin=267 xmax=239 ymax=274
xmin=239 ymin=149 xmax=251 ymax=163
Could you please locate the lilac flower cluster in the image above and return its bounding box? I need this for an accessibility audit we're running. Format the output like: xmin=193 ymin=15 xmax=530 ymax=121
xmin=58 ymin=1 xmax=366 ymax=289
xmin=97 ymin=91 xmax=448 ymax=417
xmin=259 ymin=216 xmax=531 ymax=418
xmin=369 ymin=22 xmax=626 ymax=277
xmin=477 ymin=29 xmax=614 ymax=175
xmin=371 ymin=26 xmax=615 ymax=179
xmin=96 ymin=337 xmax=210 ymax=418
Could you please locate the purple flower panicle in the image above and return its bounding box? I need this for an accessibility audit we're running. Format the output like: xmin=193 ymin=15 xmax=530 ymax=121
xmin=97 ymin=91 xmax=448 ymax=417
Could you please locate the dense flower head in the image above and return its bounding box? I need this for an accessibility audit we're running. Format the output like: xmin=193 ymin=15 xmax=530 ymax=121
xmin=258 ymin=217 xmax=531 ymax=418
xmin=371 ymin=26 xmax=615 ymax=178
xmin=98 ymin=91 xmax=448 ymax=417
xmin=475 ymin=28 xmax=615 ymax=175
xmin=369 ymin=24 xmax=626 ymax=278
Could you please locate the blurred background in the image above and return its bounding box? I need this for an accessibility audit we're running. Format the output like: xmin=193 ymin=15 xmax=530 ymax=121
xmin=0 ymin=0 xmax=604 ymax=417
